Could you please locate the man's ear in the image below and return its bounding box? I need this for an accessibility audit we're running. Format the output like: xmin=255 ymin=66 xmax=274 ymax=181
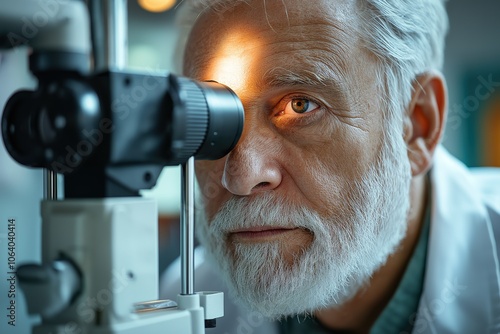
xmin=404 ymin=71 xmax=447 ymax=177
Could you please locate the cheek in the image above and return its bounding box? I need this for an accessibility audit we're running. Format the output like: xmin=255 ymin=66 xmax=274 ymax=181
xmin=279 ymin=122 xmax=378 ymax=216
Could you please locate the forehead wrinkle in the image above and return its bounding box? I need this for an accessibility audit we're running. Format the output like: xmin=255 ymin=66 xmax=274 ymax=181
xmin=262 ymin=21 xmax=354 ymax=54
xmin=261 ymin=0 xmax=358 ymax=32
xmin=262 ymin=43 xmax=350 ymax=79
xmin=260 ymin=44 xmax=351 ymax=88
xmin=277 ymin=19 xmax=354 ymax=45
xmin=263 ymin=65 xmax=344 ymax=91
xmin=258 ymin=18 xmax=356 ymax=80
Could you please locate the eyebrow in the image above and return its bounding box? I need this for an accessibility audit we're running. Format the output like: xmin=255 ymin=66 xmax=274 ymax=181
xmin=262 ymin=66 xmax=347 ymax=96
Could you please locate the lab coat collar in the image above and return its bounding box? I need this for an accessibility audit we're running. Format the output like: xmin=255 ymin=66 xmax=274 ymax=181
xmin=414 ymin=146 xmax=500 ymax=333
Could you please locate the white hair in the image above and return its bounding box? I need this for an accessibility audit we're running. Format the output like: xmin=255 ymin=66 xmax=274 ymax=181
xmin=357 ymin=0 xmax=448 ymax=135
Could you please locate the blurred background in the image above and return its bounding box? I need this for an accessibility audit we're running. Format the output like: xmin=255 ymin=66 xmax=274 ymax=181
xmin=0 ymin=0 xmax=499 ymax=333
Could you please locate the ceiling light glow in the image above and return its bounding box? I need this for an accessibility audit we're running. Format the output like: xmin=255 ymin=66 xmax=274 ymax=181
xmin=138 ymin=0 xmax=176 ymax=13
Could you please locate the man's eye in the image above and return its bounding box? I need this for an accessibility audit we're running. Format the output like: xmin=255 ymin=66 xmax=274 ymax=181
xmin=284 ymin=98 xmax=319 ymax=114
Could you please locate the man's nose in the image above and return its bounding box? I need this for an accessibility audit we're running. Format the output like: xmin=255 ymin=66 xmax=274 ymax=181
xmin=221 ymin=130 xmax=282 ymax=196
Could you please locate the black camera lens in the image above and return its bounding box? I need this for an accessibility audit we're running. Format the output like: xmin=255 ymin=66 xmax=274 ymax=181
xmin=168 ymin=75 xmax=244 ymax=162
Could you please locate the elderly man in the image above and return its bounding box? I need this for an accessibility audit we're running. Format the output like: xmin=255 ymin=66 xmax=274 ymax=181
xmin=161 ymin=0 xmax=500 ymax=333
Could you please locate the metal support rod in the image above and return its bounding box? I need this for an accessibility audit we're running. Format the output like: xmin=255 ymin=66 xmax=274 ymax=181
xmin=43 ymin=169 xmax=57 ymax=200
xmin=90 ymin=0 xmax=128 ymax=71
xmin=180 ymin=157 xmax=195 ymax=295
xmin=109 ymin=0 xmax=128 ymax=69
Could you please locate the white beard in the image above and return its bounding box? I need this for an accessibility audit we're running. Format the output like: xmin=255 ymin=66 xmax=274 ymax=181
xmin=195 ymin=128 xmax=412 ymax=319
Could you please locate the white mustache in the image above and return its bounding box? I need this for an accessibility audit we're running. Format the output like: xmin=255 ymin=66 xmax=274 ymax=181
xmin=205 ymin=193 xmax=323 ymax=234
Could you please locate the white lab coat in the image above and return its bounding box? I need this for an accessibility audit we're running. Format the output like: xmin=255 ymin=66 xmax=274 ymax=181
xmin=160 ymin=146 xmax=500 ymax=334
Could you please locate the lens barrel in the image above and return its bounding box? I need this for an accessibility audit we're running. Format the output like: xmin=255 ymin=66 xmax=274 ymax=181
xmin=169 ymin=75 xmax=244 ymax=161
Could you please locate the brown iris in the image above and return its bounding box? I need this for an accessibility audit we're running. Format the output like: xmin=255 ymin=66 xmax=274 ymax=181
xmin=291 ymin=99 xmax=310 ymax=113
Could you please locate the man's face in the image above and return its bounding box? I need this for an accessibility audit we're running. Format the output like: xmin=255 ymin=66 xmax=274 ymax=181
xmin=186 ymin=0 xmax=412 ymax=317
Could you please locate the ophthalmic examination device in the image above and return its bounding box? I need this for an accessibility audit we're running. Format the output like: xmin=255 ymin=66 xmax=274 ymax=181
xmin=0 ymin=0 xmax=244 ymax=333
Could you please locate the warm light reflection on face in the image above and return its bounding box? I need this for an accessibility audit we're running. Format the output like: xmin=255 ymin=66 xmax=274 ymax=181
xmin=205 ymin=31 xmax=260 ymax=94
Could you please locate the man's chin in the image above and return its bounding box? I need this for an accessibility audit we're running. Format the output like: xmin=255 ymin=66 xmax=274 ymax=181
xmin=203 ymin=241 xmax=362 ymax=320
xmin=227 ymin=278 xmax=364 ymax=321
